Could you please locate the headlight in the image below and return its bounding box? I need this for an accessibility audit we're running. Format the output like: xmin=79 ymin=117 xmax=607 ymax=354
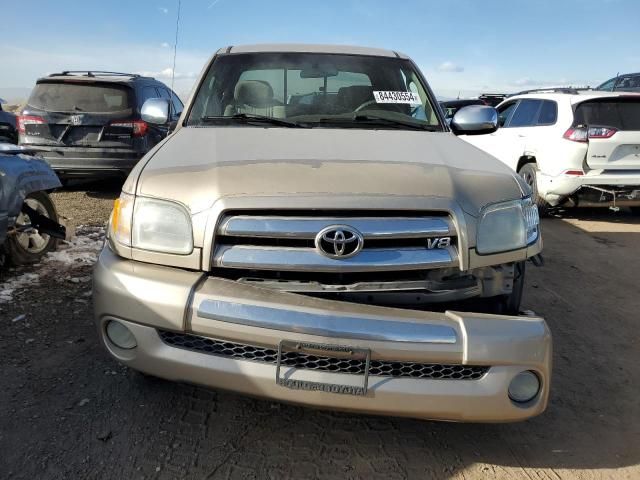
xmin=110 ymin=193 xmax=193 ymax=255
xmin=476 ymin=197 xmax=539 ymax=254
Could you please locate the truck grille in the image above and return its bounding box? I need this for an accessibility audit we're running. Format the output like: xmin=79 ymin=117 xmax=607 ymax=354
xmin=158 ymin=330 xmax=488 ymax=380
xmin=211 ymin=211 xmax=459 ymax=292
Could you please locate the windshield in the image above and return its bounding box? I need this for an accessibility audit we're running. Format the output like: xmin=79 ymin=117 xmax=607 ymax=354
xmin=187 ymin=52 xmax=442 ymax=130
xmin=27 ymin=81 xmax=133 ymax=114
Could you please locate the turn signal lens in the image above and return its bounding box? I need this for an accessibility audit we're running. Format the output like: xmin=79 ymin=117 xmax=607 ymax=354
xmin=110 ymin=193 xmax=134 ymax=246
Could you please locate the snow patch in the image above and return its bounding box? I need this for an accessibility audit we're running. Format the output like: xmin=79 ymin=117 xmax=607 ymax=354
xmin=0 ymin=273 xmax=40 ymax=304
xmin=0 ymin=226 xmax=104 ymax=306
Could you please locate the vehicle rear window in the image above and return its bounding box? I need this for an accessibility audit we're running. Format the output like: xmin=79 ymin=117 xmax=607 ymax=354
xmin=27 ymin=81 xmax=133 ymax=113
xmin=574 ymin=98 xmax=640 ymax=131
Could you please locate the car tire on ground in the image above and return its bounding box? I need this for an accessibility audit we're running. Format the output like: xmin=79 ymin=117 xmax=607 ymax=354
xmin=484 ymin=261 xmax=526 ymax=315
xmin=5 ymin=192 xmax=60 ymax=265
xmin=518 ymin=163 xmax=549 ymax=215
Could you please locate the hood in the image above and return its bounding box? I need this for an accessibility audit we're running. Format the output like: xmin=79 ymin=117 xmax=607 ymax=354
xmin=135 ymin=127 xmax=523 ymax=215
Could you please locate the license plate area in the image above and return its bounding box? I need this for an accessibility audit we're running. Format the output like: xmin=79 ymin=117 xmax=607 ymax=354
xmin=275 ymin=340 xmax=371 ymax=396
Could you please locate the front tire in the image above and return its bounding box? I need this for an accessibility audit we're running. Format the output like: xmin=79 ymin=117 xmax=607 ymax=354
xmin=5 ymin=192 xmax=60 ymax=265
xmin=518 ymin=163 xmax=549 ymax=215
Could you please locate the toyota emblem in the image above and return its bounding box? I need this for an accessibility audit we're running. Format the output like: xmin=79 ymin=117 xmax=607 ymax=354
xmin=315 ymin=225 xmax=364 ymax=259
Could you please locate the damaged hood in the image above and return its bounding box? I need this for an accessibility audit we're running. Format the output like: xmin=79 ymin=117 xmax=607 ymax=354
xmin=0 ymin=148 xmax=62 ymax=243
xmin=134 ymin=128 xmax=524 ymax=214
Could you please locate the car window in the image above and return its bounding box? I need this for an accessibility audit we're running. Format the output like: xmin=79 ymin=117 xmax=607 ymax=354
xmin=157 ymin=88 xmax=171 ymax=100
xmin=141 ymin=86 xmax=159 ymax=104
xmin=27 ymin=82 xmax=133 ymax=113
xmin=537 ymin=100 xmax=557 ymax=125
xmin=153 ymin=87 xmax=183 ymax=117
xmin=508 ymin=99 xmax=542 ymax=127
xmin=170 ymin=93 xmax=183 ymax=116
xmin=615 ymin=74 xmax=640 ymax=92
xmin=187 ymin=52 xmax=442 ymax=129
xmin=597 ymin=77 xmax=616 ymax=91
xmin=497 ymin=101 xmax=517 ymax=127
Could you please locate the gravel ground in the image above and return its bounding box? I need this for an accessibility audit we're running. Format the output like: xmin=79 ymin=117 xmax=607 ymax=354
xmin=1 ymin=188 xmax=639 ymax=479
xmin=50 ymin=178 xmax=121 ymax=227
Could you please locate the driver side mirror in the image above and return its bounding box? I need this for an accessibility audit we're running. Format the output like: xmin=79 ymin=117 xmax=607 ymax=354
xmin=141 ymin=98 xmax=170 ymax=125
xmin=450 ymin=105 xmax=498 ymax=135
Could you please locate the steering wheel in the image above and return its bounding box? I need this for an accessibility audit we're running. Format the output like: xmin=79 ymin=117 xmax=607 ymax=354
xmin=354 ymin=99 xmax=406 ymax=114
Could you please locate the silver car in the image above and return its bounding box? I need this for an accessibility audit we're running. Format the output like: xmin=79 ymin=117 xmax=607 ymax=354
xmin=93 ymin=44 xmax=550 ymax=422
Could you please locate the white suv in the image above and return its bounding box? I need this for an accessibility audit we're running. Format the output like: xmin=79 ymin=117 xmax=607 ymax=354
xmin=462 ymin=90 xmax=640 ymax=213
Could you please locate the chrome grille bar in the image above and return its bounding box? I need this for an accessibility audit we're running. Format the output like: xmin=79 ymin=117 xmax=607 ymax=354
xmin=213 ymin=245 xmax=458 ymax=272
xmin=218 ymin=216 xmax=452 ymax=239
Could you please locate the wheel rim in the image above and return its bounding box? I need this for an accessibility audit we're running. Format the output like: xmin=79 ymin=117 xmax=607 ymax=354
xmin=15 ymin=198 xmax=51 ymax=254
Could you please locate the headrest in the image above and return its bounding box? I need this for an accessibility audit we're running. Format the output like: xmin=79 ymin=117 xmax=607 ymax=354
xmin=234 ymin=80 xmax=274 ymax=107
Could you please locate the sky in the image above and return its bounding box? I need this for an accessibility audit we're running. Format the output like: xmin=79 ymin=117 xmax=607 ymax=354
xmin=1 ymin=0 xmax=639 ymax=101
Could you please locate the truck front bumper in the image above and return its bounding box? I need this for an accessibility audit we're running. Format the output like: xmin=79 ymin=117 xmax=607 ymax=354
xmin=94 ymin=247 xmax=552 ymax=422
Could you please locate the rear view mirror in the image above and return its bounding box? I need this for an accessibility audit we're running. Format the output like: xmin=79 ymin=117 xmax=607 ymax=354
xmin=450 ymin=105 xmax=498 ymax=135
xmin=141 ymin=98 xmax=170 ymax=125
xmin=300 ymin=62 xmax=338 ymax=78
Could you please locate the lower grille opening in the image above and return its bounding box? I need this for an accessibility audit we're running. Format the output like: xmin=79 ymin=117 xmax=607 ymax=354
xmin=158 ymin=330 xmax=489 ymax=380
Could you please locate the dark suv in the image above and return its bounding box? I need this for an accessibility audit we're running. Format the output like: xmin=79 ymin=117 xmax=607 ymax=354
xmin=597 ymin=72 xmax=640 ymax=93
xmin=18 ymin=71 xmax=183 ymax=179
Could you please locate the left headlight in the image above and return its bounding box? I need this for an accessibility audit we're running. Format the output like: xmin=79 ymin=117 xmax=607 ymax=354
xmin=476 ymin=197 xmax=539 ymax=255
xmin=110 ymin=194 xmax=193 ymax=255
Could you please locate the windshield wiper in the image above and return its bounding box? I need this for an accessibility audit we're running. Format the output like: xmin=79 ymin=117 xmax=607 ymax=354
xmin=314 ymin=114 xmax=439 ymax=131
xmin=352 ymin=114 xmax=440 ymax=131
xmin=201 ymin=113 xmax=309 ymax=128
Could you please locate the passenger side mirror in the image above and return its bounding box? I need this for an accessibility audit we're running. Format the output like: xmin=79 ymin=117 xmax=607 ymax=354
xmin=141 ymin=98 xmax=170 ymax=125
xmin=450 ymin=105 xmax=498 ymax=135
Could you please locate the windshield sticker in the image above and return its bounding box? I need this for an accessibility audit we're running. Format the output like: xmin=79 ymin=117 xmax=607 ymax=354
xmin=373 ymin=91 xmax=422 ymax=105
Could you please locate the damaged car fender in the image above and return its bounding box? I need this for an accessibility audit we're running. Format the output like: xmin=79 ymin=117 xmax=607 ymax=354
xmin=0 ymin=145 xmax=64 ymax=263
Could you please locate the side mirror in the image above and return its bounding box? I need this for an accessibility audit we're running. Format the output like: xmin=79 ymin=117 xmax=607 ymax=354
xmin=450 ymin=105 xmax=498 ymax=135
xmin=141 ymin=98 xmax=170 ymax=125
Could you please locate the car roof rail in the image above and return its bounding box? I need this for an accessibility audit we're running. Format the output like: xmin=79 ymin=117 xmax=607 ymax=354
xmin=48 ymin=71 xmax=146 ymax=79
xmin=511 ymin=86 xmax=592 ymax=96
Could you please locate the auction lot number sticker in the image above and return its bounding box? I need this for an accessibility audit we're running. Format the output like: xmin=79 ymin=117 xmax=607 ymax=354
xmin=373 ymin=91 xmax=422 ymax=105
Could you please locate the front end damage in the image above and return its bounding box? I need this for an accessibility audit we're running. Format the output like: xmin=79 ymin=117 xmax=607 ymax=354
xmin=0 ymin=146 xmax=66 ymax=250
xmin=94 ymin=247 xmax=551 ymax=422
xmin=94 ymin=192 xmax=550 ymax=422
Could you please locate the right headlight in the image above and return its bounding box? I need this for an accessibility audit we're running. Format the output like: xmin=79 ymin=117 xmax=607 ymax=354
xmin=109 ymin=193 xmax=193 ymax=255
xmin=476 ymin=197 xmax=539 ymax=255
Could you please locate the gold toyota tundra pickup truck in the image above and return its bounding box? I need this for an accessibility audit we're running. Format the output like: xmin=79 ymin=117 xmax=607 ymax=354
xmin=93 ymin=44 xmax=550 ymax=422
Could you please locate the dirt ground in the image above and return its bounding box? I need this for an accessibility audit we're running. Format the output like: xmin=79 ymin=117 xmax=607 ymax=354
xmin=1 ymin=182 xmax=639 ymax=480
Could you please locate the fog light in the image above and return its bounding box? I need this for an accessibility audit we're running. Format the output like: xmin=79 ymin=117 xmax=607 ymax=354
xmin=106 ymin=320 xmax=137 ymax=349
xmin=508 ymin=371 xmax=540 ymax=403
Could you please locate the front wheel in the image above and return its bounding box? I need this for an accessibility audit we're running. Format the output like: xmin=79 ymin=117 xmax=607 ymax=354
xmin=5 ymin=192 xmax=60 ymax=265
xmin=518 ymin=163 xmax=549 ymax=215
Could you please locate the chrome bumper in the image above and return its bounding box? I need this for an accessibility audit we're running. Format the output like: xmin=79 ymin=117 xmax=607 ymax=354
xmin=94 ymin=247 xmax=552 ymax=422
